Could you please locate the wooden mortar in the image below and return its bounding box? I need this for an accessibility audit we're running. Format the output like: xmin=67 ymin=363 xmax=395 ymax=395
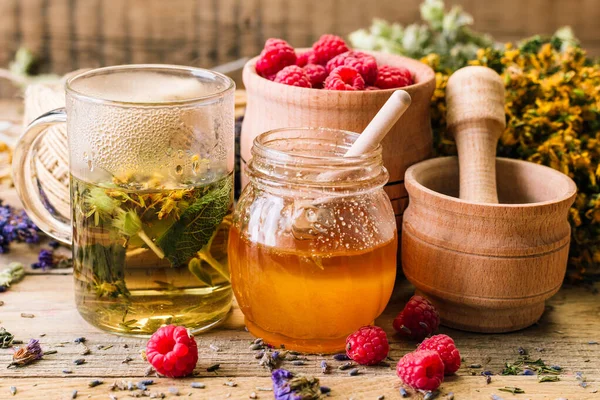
xmin=401 ymin=67 xmax=578 ymax=332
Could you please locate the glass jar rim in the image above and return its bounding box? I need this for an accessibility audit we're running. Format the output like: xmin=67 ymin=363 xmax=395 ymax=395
xmin=252 ymin=127 xmax=383 ymax=167
xmin=66 ymin=64 xmax=235 ymax=107
xmin=249 ymin=127 xmax=388 ymax=193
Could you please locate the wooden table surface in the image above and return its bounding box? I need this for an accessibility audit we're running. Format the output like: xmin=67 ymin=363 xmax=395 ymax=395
xmin=0 ymin=108 xmax=599 ymax=399
xmin=0 ymin=238 xmax=599 ymax=399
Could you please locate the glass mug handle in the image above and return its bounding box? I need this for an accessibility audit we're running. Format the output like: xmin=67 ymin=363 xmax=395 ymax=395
xmin=12 ymin=108 xmax=72 ymax=245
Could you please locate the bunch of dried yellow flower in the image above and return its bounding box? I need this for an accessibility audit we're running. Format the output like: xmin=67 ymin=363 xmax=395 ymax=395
xmin=424 ymin=38 xmax=600 ymax=280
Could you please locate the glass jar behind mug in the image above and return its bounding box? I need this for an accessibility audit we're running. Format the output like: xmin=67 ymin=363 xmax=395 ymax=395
xmin=229 ymin=128 xmax=397 ymax=353
xmin=12 ymin=65 xmax=236 ymax=336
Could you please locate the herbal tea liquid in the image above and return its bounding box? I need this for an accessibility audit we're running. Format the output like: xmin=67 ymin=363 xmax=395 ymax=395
xmin=71 ymin=173 xmax=233 ymax=336
xmin=229 ymin=228 xmax=397 ymax=353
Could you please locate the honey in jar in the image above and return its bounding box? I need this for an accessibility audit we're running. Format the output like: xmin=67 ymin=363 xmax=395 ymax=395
xmin=229 ymin=128 xmax=397 ymax=353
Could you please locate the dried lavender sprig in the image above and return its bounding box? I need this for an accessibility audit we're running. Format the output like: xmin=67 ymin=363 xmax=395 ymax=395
xmin=0 ymin=201 xmax=40 ymax=254
xmin=8 ymin=338 xmax=43 ymax=368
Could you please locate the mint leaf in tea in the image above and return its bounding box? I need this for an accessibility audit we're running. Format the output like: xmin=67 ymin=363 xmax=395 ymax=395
xmin=71 ymin=172 xmax=233 ymax=335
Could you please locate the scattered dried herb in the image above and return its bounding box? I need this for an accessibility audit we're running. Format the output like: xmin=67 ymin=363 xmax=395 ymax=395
xmin=400 ymin=387 xmax=409 ymax=397
xmin=88 ymin=379 xmax=103 ymax=388
xmin=348 ymin=368 xmax=359 ymax=376
xmin=0 ymin=200 xmax=40 ymax=254
xmin=271 ymin=369 xmax=324 ymax=400
xmin=338 ymin=362 xmax=355 ymax=371
xmin=0 ymin=263 xmax=25 ymax=292
xmin=191 ymin=382 xmax=205 ymax=389
xmin=333 ymin=353 xmax=350 ymax=361
xmin=73 ymin=358 xmax=86 ymax=365
xmin=32 ymin=248 xmax=72 ymax=270
xmin=539 ymin=375 xmax=560 ymax=382
xmin=71 ymin=389 xmax=77 ymax=399
xmin=74 ymin=337 xmax=86 ymax=344
xmin=224 ymin=381 xmax=237 ymax=387
xmin=502 ymin=355 xmax=560 ymax=375
xmin=80 ymin=344 xmax=91 ymax=355
xmin=499 ymin=387 xmax=524 ymax=394
xmin=0 ymin=327 xmax=15 ymax=348
xmin=8 ymin=339 xmax=43 ymax=367
xmin=207 ymin=363 xmax=220 ymax=372
xmin=320 ymin=360 xmax=329 ymax=374
xmin=423 ymin=391 xmax=439 ymax=400
xmin=259 ymin=351 xmax=280 ymax=371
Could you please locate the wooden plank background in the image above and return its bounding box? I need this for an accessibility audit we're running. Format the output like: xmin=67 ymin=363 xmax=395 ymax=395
xmin=0 ymin=0 xmax=598 ymax=75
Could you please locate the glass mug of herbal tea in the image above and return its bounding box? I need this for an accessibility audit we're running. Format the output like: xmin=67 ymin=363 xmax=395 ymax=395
xmin=229 ymin=128 xmax=397 ymax=353
xmin=13 ymin=65 xmax=235 ymax=335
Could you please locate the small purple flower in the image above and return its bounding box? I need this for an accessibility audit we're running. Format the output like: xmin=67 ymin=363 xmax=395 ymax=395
xmin=272 ymin=369 xmax=323 ymax=400
xmin=9 ymin=339 xmax=43 ymax=367
xmin=0 ymin=201 xmax=40 ymax=253
xmin=32 ymin=249 xmax=54 ymax=270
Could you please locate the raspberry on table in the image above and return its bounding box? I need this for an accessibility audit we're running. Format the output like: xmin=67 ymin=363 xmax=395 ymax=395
xmin=417 ymin=334 xmax=461 ymax=375
xmin=345 ymin=325 xmax=390 ymax=366
xmin=303 ymin=64 xmax=328 ymax=88
xmin=296 ymin=50 xmax=314 ymax=67
xmin=324 ymin=66 xmax=365 ymax=91
xmin=274 ymin=65 xmax=312 ymax=88
xmin=312 ymin=34 xmax=349 ymax=65
xmin=396 ymin=350 xmax=445 ymax=391
xmin=255 ymin=38 xmax=297 ymax=78
xmin=326 ymin=51 xmax=378 ymax=85
xmin=145 ymin=325 xmax=198 ymax=378
xmin=375 ymin=65 xmax=414 ymax=89
xmin=393 ymin=295 xmax=440 ymax=340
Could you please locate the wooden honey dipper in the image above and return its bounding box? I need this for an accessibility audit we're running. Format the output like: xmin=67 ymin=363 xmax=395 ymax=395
xmin=445 ymin=66 xmax=506 ymax=204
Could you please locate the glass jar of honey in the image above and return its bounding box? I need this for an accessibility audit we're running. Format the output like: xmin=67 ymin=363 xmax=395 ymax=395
xmin=229 ymin=127 xmax=397 ymax=353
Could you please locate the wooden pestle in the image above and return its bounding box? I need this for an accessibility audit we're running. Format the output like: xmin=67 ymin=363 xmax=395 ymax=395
xmin=316 ymin=90 xmax=411 ymax=182
xmin=445 ymin=66 xmax=506 ymax=204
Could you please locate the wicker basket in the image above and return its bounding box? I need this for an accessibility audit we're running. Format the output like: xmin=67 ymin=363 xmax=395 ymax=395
xmin=22 ymin=70 xmax=84 ymax=219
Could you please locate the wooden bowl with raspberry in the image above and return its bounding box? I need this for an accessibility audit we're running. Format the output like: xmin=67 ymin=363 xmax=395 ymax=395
xmin=240 ymin=35 xmax=436 ymax=238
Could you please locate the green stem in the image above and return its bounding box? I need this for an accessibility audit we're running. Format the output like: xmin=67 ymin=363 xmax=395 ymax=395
xmin=196 ymin=226 xmax=230 ymax=282
xmin=197 ymin=248 xmax=229 ymax=282
xmin=137 ymin=229 xmax=165 ymax=259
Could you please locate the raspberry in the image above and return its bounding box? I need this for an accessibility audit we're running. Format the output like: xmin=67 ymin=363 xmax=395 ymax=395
xmin=396 ymin=350 xmax=445 ymax=391
xmin=326 ymin=51 xmax=378 ymax=85
xmin=256 ymin=38 xmax=297 ymax=78
xmin=345 ymin=326 xmax=390 ymax=366
xmin=274 ymin=66 xmax=312 ymax=88
xmin=146 ymin=325 xmax=198 ymax=378
xmin=312 ymin=34 xmax=349 ymax=65
xmin=324 ymin=66 xmax=365 ymax=91
xmin=375 ymin=65 xmax=413 ymax=89
xmin=393 ymin=295 xmax=440 ymax=340
xmin=303 ymin=64 xmax=327 ymax=88
xmin=296 ymin=50 xmax=314 ymax=67
xmin=417 ymin=334 xmax=461 ymax=375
